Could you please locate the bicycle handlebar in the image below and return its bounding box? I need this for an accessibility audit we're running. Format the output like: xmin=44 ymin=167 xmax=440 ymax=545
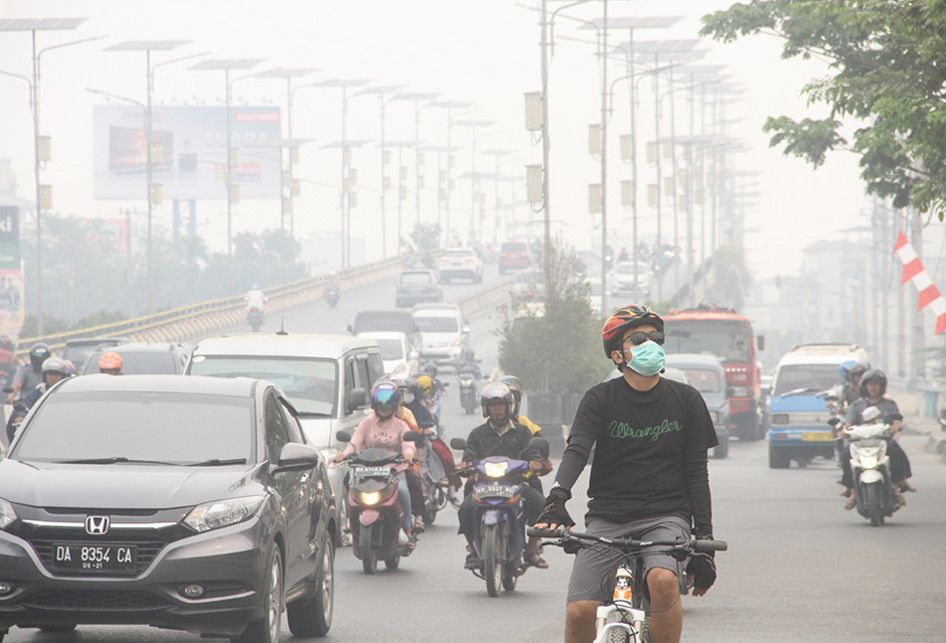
xmin=526 ymin=527 xmax=728 ymax=554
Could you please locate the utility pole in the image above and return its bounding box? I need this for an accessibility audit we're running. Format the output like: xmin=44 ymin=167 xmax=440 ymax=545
xmin=599 ymin=0 xmax=609 ymax=316
xmin=541 ymin=0 xmax=553 ymax=307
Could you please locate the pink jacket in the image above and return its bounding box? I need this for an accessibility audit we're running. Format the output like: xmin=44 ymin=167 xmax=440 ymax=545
xmin=342 ymin=414 xmax=416 ymax=464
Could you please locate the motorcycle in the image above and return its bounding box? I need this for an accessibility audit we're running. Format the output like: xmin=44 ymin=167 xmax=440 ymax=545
xmin=324 ymin=285 xmax=340 ymax=309
xmin=246 ymin=307 xmax=263 ymax=332
xmin=416 ymin=430 xmax=453 ymax=525
xmin=450 ymin=435 xmax=549 ymax=597
xmin=846 ymin=423 xmax=899 ymax=526
xmin=4 ymin=399 xmax=27 ymax=445
xmin=336 ymin=430 xmax=421 ymax=573
xmin=457 ymin=367 xmax=479 ymax=415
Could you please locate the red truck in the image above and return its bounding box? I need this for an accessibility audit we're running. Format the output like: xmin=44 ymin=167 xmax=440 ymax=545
xmin=663 ymin=306 xmax=766 ymax=441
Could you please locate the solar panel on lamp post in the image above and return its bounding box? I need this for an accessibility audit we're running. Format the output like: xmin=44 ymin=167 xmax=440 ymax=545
xmin=0 ymin=17 xmax=102 ymax=334
xmin=188 ymin=58 xmax=263 ymax=257
xmin=254 ymin=68 xmax=318 ymax=237
xmin=353 ymin=85 xmax=407 ymax=259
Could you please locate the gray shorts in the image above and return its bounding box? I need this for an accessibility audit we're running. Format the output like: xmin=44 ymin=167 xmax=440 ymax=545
xmin=566 ymin=515 xmax=690 ymax=604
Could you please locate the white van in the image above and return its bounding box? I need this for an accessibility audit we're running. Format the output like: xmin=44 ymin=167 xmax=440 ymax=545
xmin=186 ymin=332 xmax=385 ymax=544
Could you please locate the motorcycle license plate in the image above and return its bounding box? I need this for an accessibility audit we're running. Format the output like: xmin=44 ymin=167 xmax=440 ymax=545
xmin=477 ymin=485 xmax=515 ymax=499
xmin=356 ymin=466 xmax=392 ymax=476
xmin=51 ymin=543 xmax=137 ymax=574
xmin=802 ymin=432 xmax=833 ymax=441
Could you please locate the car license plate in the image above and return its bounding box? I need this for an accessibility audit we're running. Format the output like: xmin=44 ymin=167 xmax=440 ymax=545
xmin=51 ymin=543 xmax=137 ymax=574
xmin=477 ymin=485 xmax=515 ymax=499
xmin=802 ymin=432 xmax=833 ymax=442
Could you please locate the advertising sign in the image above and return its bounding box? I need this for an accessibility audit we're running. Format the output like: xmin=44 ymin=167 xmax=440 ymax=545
xmin=0 ymin=207 xmax=20 ymax=271
xmin=0 ymin=266 xmax=24 ymax=339
xmin=93 ymin=106 xmax=282 ymax=201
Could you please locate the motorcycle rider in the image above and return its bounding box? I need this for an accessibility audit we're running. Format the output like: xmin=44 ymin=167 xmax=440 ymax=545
xmin=456 ymin=347 xmax=481 ymax=379
xmin=842 ymin=369 xmax=914 ymax=508
xmin=400 ymin=377 xmax=462 ymax=497
xmin=497 ymin=374 xmax=554 ymax=492
xmin=334 ymin=381 xmax=418 ymax=548
xmin=98 ymin=352 xmax=124 ymax=376
xmin=246 ymin=284 xmax=266 ymax=319
xmin=839 ymin=359 xmax=868 ymax=407
xmin=534 ymin=305 xmax=719 ymax=643
xmin=7 ymin=343 xmax=51 ymax=403
xmin=456 ymin=381 xmax=549 ymax=570
xmin=21 ymin=357 xmax=70 ymax=409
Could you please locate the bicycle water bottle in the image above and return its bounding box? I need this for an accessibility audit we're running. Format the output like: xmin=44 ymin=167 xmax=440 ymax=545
xmin=613 ymin=566 xmax=634 ymax=605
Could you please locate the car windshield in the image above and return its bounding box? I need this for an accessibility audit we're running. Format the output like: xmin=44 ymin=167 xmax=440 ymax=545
xmin=401 ymin=272 xmax=432 ymax=284
xmin=616 ymin=263 xmax=638 ymax=275
xmin=445 ymin=250 xmax=474 ymax=259
xmin=502 ymin=242 xmax=526 ymax=252
xmin=680 ymin=368 xmax=723 ymax=393
xmin=414 ymin=316 xmax=458 ymax=332
xmin=376 ymin=339 xmax=404 ymax=360
xmin=14 ymin=391 xmax=252 ymax=464
xmin=664 ymin=320 xmax=751 ymax=363
xmin=190 ymin=356 xmax=337 ymax=415
xmin=83 ymin=351 xmax=177 ymax=375
xmin=62 ymin=346 xmax=100 ymax=369
xmin=353 ymin=312 xmax=414 ymax=335
xmin=774 ymin=364 xmax=839 ymax=396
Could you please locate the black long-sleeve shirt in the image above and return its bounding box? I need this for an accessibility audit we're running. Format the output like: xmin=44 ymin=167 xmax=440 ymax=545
xmin=553 ymin=376 xmax=718 ymax=535
xmin=462 ymin=420 xmax=540 ymax=464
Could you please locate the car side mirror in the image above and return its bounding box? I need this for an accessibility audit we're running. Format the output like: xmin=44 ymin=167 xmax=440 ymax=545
xmin=528 ymin=437 xmax=550 ymax=460
xmin=756 ymin=335 xmax=766 ymax=351
xmin=335 ymin=430 xmax=352 ymax=443
xmin=450 ymin=437 xmax=468 ymax=451
xmin=273 ymin=442 xmax=320 ymax=473
xmin=726 ymin=387 xmax=735 ymax=398
xmin=402 ymin=430 xmax=423 ymax=443
xmin=347 ymin=388 xmax=366 ymax=412
xmin=346 ymin=324 xmax=354 ymax=335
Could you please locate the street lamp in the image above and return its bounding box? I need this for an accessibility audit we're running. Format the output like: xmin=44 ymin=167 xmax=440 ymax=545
xmin=425 ymin=100 xmax=474 ymax=242
xmin=482 ymin=149 xmax=515 ymax=244
xmin=0 ymin=17 xmax=103 ymax=334
xmin=188 ymin=58 xmax=263 ymax=256
xmin=390 ymin=91 xmax=441 ymax=230
xmin=419 ymin=143 xmax=463 ymax=242
xmin=454 ymin=119 xmax=495 ymax=243
xmin=322 ymin=139 xmax=375 ymax=266
xmin=353 ymin=85 xmax=407 ymax=258
xmin=103 ymin=40 xmax=205 ymax=313
xmin=380 ymin=140 xmax=417 ymax=254
xmin=254 ymin=68 xmax=318 ymax=236
xmin=299 ymin=78 xmax=372 ymax=268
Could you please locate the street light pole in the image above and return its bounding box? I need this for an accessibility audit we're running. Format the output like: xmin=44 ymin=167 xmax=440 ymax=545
xmin=541 ymin=0 xmax=552 ymax=304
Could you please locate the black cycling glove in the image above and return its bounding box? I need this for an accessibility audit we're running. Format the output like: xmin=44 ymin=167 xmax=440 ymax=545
xmin=686 ymin=553 xmax=717 ymax=590
xmin=534 ymin=487 xmax=575 ymax=528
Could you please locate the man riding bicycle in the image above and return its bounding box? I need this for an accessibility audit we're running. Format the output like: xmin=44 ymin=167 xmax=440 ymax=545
xmin=534 ymin=305 xmax=719 ymax=643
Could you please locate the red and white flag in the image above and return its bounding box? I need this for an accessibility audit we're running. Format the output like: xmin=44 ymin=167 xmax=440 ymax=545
xmin=893 ymin=231 xmax=946 ymax=334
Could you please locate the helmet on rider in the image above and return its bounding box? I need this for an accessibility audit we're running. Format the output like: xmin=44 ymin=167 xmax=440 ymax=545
xmin=496 ymin=374 xmax=523 ymax=417
xmin=370 ymin=380 xmax=401 ymax=419
xmin=423 ymin=362 xmax=439 ymax=379
xmin=98 ymin=351 xmax=124 ymax=375
xmin=839 ymin=359 xmax=868 ymax=381
xmin=859 ymin=369 xmax=887 ymax=398
xmin=29 ymin=343 xmax=52 ymax=371
xmin=480 ymin=381 xmax=513 ymax=421
xmin=461 ymin=347 xmax=475 ymax=362
xmin=415 ymin=374 xmax=435 ymax=398
xmin=41 ymin=357 xmax=69 ymax=386
xmin=601 ymin=305 xmax=664 ymax=362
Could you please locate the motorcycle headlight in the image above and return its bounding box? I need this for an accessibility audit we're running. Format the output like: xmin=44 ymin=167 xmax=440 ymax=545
xmin=0 ymin=497 xmax=17 ymax=530
xmin=483 ymin=461 xmax=509 ymax=479
xmin=359 ymin=491 xmax=382 ymax=506
xmin=183 ymin=496 xmax=265 ymax=533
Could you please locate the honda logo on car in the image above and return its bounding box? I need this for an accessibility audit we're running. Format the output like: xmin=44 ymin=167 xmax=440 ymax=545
xmin=85 ymin=515 xmax=110 ymax=535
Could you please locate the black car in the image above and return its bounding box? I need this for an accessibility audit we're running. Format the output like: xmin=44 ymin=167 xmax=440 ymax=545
xmin=0 ymin=375 xmax=336 ymax=642
xmin=395 ymin=269 xmax=443 ymax=308
xmin=80 ymin=342 xmax=190 ymax=375
xmin=61 ymin=337 xmax=130 ymax=372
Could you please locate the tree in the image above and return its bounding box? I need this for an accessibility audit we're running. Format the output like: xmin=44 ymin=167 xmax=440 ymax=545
xmin=701 ymin=0 xmax=946 ymax=216
xmin=497 ymin=241 xmax=610 ymax=395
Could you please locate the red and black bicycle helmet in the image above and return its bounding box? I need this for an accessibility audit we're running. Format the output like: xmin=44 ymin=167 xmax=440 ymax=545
xmin=601 ymin=305 xmax=664 ymax=358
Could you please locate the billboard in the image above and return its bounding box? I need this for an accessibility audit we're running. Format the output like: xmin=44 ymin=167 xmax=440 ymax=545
xmin=93 ymin=106 xmax=282 ymax=201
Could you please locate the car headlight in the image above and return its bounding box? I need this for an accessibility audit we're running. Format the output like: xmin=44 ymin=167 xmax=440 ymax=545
xmin=0 ymin=497 xmax=16 ymax=530
xmin=359 ymin=491 xmax=382 ymax=506
xmin=183 ymin=496 xmax=265 ymax=533
xmin=484 ymin=461 xmax=509 ymax=479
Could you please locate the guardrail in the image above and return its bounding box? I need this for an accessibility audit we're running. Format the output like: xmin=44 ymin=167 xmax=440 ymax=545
xmin=15 ymin=255 xmax=406 ymax=356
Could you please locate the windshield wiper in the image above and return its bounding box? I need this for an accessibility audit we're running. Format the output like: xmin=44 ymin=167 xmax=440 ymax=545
xmin=186 ymin=458 xmax=248 ymax=467
xmin=53 ymin=457 xmax=181 ymax=465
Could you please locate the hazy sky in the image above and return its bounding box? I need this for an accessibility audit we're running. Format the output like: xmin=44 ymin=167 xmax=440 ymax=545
xmin=0 ymin=0 xmax=873 ymax=278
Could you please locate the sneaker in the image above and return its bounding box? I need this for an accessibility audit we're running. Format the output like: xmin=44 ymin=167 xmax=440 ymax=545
xmin=413 ymin=515 xmax=426 ymax=533
xmin=464 ymin=552 xmax=480 ymax=570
